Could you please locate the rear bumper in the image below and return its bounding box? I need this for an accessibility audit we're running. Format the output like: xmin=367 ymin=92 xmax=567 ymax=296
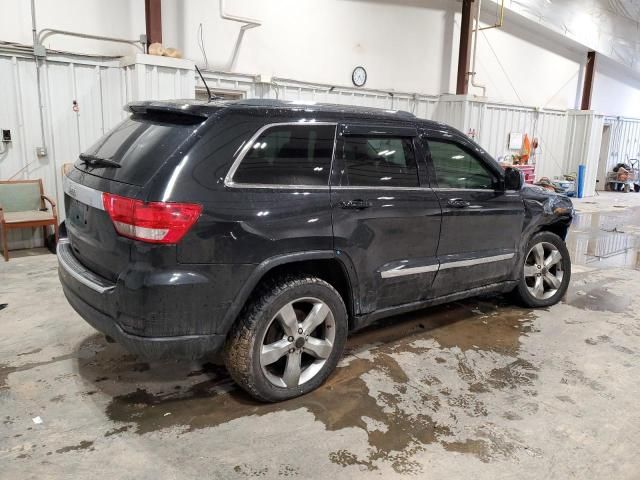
xmin=58 ymin=239 xmax=226 ymax=359
xmin=62 ymin=284 xmax=225 ymax=359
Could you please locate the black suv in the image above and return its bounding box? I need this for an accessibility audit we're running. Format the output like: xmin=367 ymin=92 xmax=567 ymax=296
xmin=58 ymin=99 xmax=573 ymax=401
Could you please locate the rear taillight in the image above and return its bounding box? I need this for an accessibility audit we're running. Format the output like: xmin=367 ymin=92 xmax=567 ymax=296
xmin=102 ymin=193 xmax=202 ymax=244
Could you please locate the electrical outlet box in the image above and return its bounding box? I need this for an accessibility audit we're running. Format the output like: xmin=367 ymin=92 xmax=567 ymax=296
xmin=2 ymin=129 xmax=11 ymax=142
xmin=36 ymin=146 xmax=47 ymax=157
xmin=33 ymin=44 xmax=47 ymax=57
xmin=255 ymin=74 xmax=272 ymax=84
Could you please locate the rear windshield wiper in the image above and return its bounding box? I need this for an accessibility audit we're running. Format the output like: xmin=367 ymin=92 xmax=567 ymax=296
xmin=79 ymin=153 xmax=121 ymax=169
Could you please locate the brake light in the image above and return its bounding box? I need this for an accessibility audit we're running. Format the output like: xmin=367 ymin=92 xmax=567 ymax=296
xmin=102 ymin=193 xmax=202 ymax=244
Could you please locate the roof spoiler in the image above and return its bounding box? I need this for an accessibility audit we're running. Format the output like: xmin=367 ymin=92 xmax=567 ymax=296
xmin=124 ymin=101 xmax=211 ymax=120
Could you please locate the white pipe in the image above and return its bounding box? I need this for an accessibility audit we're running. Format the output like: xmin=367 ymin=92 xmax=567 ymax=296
xmin=11 ymin=56 xmax=29 ymax=178
xmin=31 ymin=0 xmax=48 ymax=151
xmin=219 ymin=0 xmax=261 ymax=71
xmin=470 ymin=0 xmax=487 ymax=98
xmin=219 ymin=0 xmax=261 ymax=27
xmin=31 ymin=0 xmax=37 ymax=48
xmin=37 ymin=29 xmax=145 ymax=53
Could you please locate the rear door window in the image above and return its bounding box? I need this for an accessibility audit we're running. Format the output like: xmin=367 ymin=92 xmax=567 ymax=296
xmin=335 ymin=136 xmax=418 ymax=187
xmin=231 ymin=124 xmax=335 ymax=186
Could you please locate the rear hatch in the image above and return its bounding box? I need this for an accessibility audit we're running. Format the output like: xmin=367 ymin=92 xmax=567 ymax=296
xmin=64 ymin=102 xmax=211 ymax=281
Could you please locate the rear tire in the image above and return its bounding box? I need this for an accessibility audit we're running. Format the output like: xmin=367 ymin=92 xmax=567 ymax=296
xmin=513 ymin=231 xmax=571 ymax=308
xmin=224 ymin=275 xmax=348 ymax=402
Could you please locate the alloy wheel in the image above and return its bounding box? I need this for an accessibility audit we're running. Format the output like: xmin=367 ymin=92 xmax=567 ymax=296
xmin=259 ymin=297 xmax=336 ymax=388
xmin=524 ymin=241 xmax=564 ymax=300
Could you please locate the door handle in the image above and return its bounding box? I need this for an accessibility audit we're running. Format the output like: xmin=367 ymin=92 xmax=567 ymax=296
xmin=340 ymin=199 xmax=372 ymax=210
xmin=447 ymin=198 xmax=471 ymax=209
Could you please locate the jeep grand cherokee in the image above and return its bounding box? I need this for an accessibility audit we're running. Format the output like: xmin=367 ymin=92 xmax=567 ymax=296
xmin=58 ymin=99 xmax=573 ymax=402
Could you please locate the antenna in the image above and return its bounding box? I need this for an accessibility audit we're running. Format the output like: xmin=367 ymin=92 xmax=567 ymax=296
xmin=195 ymin=65 xmax=215 ymax=102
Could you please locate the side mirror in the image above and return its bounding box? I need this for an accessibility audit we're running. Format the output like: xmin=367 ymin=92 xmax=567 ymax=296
xmin=504 ymin=167 xmax=524 ymax=191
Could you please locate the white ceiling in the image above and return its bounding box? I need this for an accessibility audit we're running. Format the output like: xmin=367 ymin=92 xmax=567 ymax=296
xmin=500 ymin=0 xmax=640 ymax=73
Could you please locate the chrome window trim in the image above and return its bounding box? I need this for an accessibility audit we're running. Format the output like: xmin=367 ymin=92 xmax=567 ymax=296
xmin=223 ymin=183 xmax=331 ymax=191
xmin=380 ymin=253 xmax=515 ymax=278
xmin=223 ymin=185 xmax=444 ymax=192
xmin=331 ymin=186 xmax=431 ymax=191
xmin=57 ymin=239 xmax=115 ymax=294
xmin=63 ymin=175 xmax=105 ymax=211
xmin=224 ymin=122 xmax=338 ymax=189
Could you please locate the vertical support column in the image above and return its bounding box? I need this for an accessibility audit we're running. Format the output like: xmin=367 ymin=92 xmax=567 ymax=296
xmin=145 ymin=0 xmax=163 ymax=47
xmin=456 ymin=0 xmax=474 ymax=95
xmin=564 ymin=110 xmax=604 ymax=197
xmin=581 ymin=51 xmax=596 ymax=110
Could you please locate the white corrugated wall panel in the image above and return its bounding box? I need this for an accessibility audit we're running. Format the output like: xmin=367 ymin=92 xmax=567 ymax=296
xmin=536 ymin=111 xmax=568 ymax=179
xmin=73 ymin=64 xmax=107 ymax=152
xmin=478 ymin=104 xmax=533 ymax=159
xmin=473 ymin=102 xmax=568 ymax=180
xmin=4 ymin=58 xmax=59 ymax=249
xmin=45 ymin=61 xmax=82 ymax=221
xmin=1 ymin=53 xmax=197 ymax=252
xmin=587 ymin=115 xmax=606 ymax=196
xmin=0 ymin=56 xmax=49 ymax=249
xmin=135 ymin=64 xmax=196 ymax=101
xmin=200 ymin=71 xmax=260 ymax=98
xmin=100 ymin=66 xmax=127 ymax=131
xmin=0 ymin=57 xmax=27 ymax=182
xmin=198 ymin=71 xmax=439 ymax=119
xmin=606 ymin=117 xmax=640 ymax=170
xmin=562 ymin=112 xmax=604 ymax=197
xmin=433 ymin=97 xmax=468 ymax=131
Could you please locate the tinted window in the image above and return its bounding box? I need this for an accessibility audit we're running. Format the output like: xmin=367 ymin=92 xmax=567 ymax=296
xmin=232 ymin=125 xmax=335 ymax=185
xmin=429 ymin=140 xmax=495 ymax=189
xmin=337 ymin=136 xmax=418 ymax=187
xmin=76 ymin=115 xmax=202 ymax=186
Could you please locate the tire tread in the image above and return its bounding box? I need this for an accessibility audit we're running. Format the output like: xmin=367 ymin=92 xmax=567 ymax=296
xmin=224 ymin=275 xmax=345 ymax=402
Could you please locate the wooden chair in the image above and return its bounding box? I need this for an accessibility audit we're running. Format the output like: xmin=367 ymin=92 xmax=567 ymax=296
xmin=0 ymin=179 xmax=58 ymax=261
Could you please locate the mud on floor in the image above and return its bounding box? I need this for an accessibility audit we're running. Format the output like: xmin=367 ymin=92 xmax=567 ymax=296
xmin=62 ymin=297 xmax=540 ymax=473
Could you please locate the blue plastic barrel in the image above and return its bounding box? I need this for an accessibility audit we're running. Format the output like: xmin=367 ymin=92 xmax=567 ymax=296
xmin=577 ymin=164 xmax=586 ymax=198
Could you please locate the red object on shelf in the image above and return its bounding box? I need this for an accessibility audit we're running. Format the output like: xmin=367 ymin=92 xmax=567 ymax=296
xmin=513 ymin=165 xmax=536 ymax=184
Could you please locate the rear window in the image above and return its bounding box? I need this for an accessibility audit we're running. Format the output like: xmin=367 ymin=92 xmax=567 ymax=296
xmin=336 ymin=136 xmax=418 ymax=187
xmin=231 ymin=124 xmax=335 ymax=186
xmin=75 ymin=114 xmax=202 ymax=186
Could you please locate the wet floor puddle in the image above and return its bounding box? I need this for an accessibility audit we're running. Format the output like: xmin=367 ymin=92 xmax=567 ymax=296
xmin=564 ymin=284 xmax=631 ymax=313
xmin=66 ymin=298 xmax=539 ymax=472
xmin=567 ymin=207 xmax=640 ymax=270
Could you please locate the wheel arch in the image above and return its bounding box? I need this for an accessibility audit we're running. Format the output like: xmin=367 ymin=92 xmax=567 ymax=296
xmin=535 ymin=220 xmax=570 ymax=240
xmin=219 ymin=251 xmax=359 ymax=335
xmin=511 ymin=218 xmax=571 ymax=281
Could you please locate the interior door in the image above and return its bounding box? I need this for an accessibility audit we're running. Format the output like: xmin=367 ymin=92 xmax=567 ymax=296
xmin=330 ymin=124 xmax=442 ymax=314
xmin=423 ymin=131 xmax=524 ymax=297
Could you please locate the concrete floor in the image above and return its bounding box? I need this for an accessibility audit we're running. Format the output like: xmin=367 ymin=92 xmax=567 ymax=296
xmin=2 ymin=191 xmax=640 ymax=479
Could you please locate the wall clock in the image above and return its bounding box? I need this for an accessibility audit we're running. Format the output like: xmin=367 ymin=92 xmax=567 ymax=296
xmin=352 ymin=66 xmax=367 ymax=87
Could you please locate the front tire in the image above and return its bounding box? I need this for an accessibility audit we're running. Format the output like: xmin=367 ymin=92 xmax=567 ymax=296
xmin=224 ymin=276 xmax=348 ymax=402
xmin=513 ymin=231 xmax=571 ymax=308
